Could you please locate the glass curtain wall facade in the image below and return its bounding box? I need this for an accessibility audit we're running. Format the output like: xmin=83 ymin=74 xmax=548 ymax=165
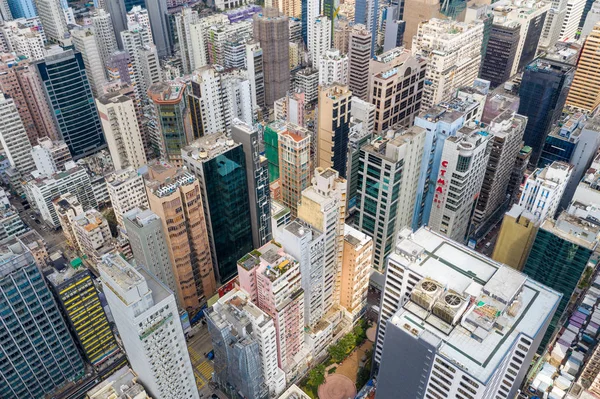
xmin=202 ymin=147 xmax=253 ymax=282
xmin=0 ymin=242 xmax=84 ymax=398
xmin=264 ymin=125 xmax=280 ymax=182
xmin=36 ymin=51 xmax=106 ymax=160
xmin=523 ymin=227 xmax=593 ymax=352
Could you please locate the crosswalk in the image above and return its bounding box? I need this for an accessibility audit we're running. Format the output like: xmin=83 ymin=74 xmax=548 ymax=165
xmin=188 ymin=344 xmax=213 ymax=391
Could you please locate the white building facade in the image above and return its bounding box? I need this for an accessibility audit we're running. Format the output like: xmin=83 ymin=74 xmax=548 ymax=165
xmin=518 ymin=161 xmax=572 ymax=222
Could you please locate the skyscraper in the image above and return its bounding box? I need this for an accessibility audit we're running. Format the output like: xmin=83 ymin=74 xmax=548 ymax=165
xmin=566 ymin=24 xmax=600 ymax=112
xmin=355 ymin=127 xmax=426 ymax=270
xmin=35 ymin=0 xmax=67 ymax=43
xmin=319 ymin=49 xmax=349 ymax=86
xmin=317 ymin=84 xmax=352 ymax=178
xmin=144 ymin=162 xmax=216 ymax=312
xmin=206 ymin=289 xmax=286 ymax=399
xmin=7 ymin=0 xmax=36 ymax=18
xmin=518 ymin=57 xmax=575 ymax=166
xmin=310 ymin=16 xmax=331 ymax=69
xmin=91 ymin=10 xmax=119 ymax=67
xmin=231 ymin=120 xmax=272 ymax=248
xmin=237 ymin=242 xmax=305 ymax=375
xmin=35 ymin=50 xmax=106 ymax=160
xmin=374 ymin=227 xmax=561 ymax=398
xmin=182 ymin=133 xmax=254 ymax=283
xmin=354 ymin=0 xmax=378 ymax=55
xmin=523 ymin=211 xmax=597 ymax=351
xmin=479 ymin=22 xmax=520 ymax=88
xmin=0 ymin=236 xmax=85 ymax=398
xmin=46 ymin=261 xmax=119 ymax=366
xmin=123 ymin=207 xmax=179 ymax=305
xmin=99 ymin=254 xmax=199 ymax=399
xmin=148 ymin=81 xmax=190 ymax=167
xmin=106 ymin=167 xmax=148 ymax=229
xmin=96 ymin=93 xmax=147 ymax=170
xmin=297 ymin=167 xmax=346 ymax=314
xmin=472 ymin=110 xmax=527 ymax=228
xmin=412 ymin=19 xmax=484 ymax=109
xmin=427 ymin=123 xmax=491 ymax=243
xmin=0 ymin=54 xmax=58 ymax=144
xmin=253 ymin=8 xmax=289 ymax=106
xmin=340 ymin=225 xmax=372 ymax=322
xmin=368 ymin=47 xmax=427 ymax=132
xmin=278 ymin=124 xmax=313 ymax=218
xmin=71 ymin=26 xmax=106 ymax=97
xmin=348 ymin=25 xmax=371 ymax=100
xmin=0 ymin=92 xmax=35 ymax=176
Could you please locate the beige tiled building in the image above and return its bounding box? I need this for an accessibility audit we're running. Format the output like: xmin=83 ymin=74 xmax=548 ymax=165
xmin=340 ymin=224 xmax=372 ymax=322
xmin=144 ymin=162 xmax=216 ymax=313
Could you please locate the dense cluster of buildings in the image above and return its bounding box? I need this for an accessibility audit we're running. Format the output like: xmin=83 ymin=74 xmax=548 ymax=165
xmin=3 ymin=0 xmax=600 ymax=397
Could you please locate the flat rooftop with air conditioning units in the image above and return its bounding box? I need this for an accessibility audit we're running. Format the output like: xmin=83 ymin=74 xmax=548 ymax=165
xmin=383 ymin=227 xmax=562 ymax=383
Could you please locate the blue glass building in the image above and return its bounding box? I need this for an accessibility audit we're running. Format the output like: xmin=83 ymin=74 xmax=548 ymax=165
xmin=518 ymin=57 xmax=575 ymax=167
xmin=7 ymin=0 xmax=37 ymax=19
xmin=354 ymin=0 xmax=378 ymax=56
xmin=36 ymin=50 xmax=106 ymax=160
xmin=0 ymin=237 xmax=85 ymax=398
xmin=182 ymin=135 xmax=254 ymax=283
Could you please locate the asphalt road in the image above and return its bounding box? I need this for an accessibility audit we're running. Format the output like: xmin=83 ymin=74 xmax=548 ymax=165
xmin=12 ymin=197 xmax=66 ymax=254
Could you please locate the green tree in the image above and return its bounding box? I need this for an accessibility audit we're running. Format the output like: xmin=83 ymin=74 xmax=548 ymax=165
xmin=306 ymin=364 xmax=326 ymax=391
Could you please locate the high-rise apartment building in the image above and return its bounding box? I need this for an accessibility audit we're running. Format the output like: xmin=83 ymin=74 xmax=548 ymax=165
xmin=36 ymin=49 xmax=106 ymax=160
xmin=374 ymin=227 xmax=561 ymax=398
xmin=561 ymin=0 xmax=586 ymax=39
xmin=187 ymin=67 xmax=226 ymax=137
xmin=91 ymin=10 xmax=118 ymax=66
xmin=99 ymin=254 xmax=199 ymax=399
xmin=310 ymin=16 xmax=331 ymax=69
xmin=507 ymin=145 xmax=532 ymax=204
xmin=71 ymin=27 xmax=106 ymax=97
xmin=317 ymin=84 xmax=352 ymax=178
xmin=348 ymin=25 xmax=371 ymax=101
xmin=0 ymin=92 xmax=35 ymax=176
xmin=123 ymin=207 xmax=176 ymax=300
xmin=144 ymin=162 xmax=216 ymax=312
xmin=472 ymin=110 xmax=527 ymax=227
xmin=30 ymin=138 xmax=72 ymax=176
xmin=319 ymin=49 xmax=349 ymax=86
xmin=340 ymin=224 xmax=372 ymax=322
xmin=237 ymin=242 xmax=305 ymax=375
xmin=368 ymin=47 xmax=427 ymax=132
xmin=106 ymin=167 xmax=148 ymax=229
xmin=492 ymin=204 xmax=539 ymax=271
xmin=24 ymin=162 xmax=97 ymax=228
xmin=294 ymin=67 xmax=319 ymax=103
xmin=174 ymin=7 xmax=199 ymax=74
xmin=567 ymin=25 xmax=600 ymax=112
xmin=0 ymin=236 xmax=85 ymax=398
xmin=182 ymin=134 xmax=254 ymax=283
xmin=46 ymin=262 xmax=119 ymax=366
xmin=231 ymin=120 xmax=272 ymax=248
xmin=253 ymin=8 xmax=289 ymax=106
xmin=412 ymin=19 xmax=484 ymax=109
xmin=297 ymin=167 xmax=346 ymax=314
xmin=206 ymin=289 xmax=286 ymax=399
xmin=518 ymin=161 xmax=572 ymax=222
xmin=355 ymin=128 xmax=426 ymax=270
xmin=427 ymin=123 xmax=491 ymax=243
xmin=35 ymin=0 xmax=67 ymax=43
xmin=278 ymin=124 xmax=313 ymax=218
xmin=523 ymin=211 xmax=597 ymax=351
xmin=97 ymin=93 xmax=147 ymax=170
xmin=0 ymin=54 xmax=58 ymax=144
xmin=518 ymin=57 xmax=575 ymax=166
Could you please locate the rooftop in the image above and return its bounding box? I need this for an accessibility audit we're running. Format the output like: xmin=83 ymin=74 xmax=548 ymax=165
xmin=86 ymin=366 xmax=148 ymax=399
xmin=182 ymin=132 xmax=240 ymax=162
xmin=540 ymin=212 xmax=600 ymax=250
xmin=387 ymin=227 xmax=561 ymax=384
